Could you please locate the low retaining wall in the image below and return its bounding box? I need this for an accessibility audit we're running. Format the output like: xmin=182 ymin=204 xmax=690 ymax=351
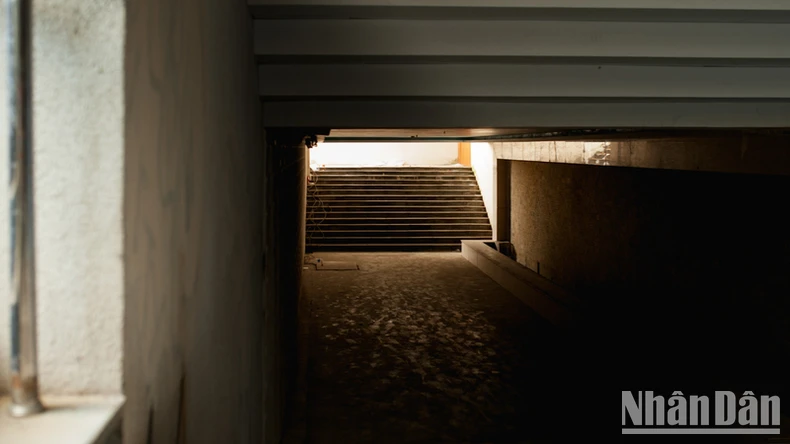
xmin=461 ymin=240 xmax=582 ymax=329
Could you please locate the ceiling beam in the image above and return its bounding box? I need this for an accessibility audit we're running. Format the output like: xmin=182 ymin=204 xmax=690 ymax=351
xmin=261 ymin=99 xmax=790 ymax=129
xmin=260 ymin=64 xmax=790 ymax=99
xmin=255 ymin=20 xmax=790 ymax=60
xmin=249 ymin=0 xmax=790 ymax=22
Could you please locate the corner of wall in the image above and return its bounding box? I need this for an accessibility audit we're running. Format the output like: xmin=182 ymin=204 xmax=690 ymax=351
xmin=470 ymin=143 xmax=497 ymax=238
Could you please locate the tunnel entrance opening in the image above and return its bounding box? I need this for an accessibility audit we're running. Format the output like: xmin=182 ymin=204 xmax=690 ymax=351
xmin=306 ymin=141 xmax=493 ymax=253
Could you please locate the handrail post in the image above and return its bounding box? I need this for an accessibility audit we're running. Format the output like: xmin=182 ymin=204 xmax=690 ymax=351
xmin=7 ymin=0 xmax=44 ymax=418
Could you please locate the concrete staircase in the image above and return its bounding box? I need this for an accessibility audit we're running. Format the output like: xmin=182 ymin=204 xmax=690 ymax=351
xmin=306 ymin=167 xmax=492 ymax=252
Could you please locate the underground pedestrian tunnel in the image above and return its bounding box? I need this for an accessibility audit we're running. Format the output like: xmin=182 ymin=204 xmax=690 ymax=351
xmin=2 ymin=2 xmax=790 ymax=444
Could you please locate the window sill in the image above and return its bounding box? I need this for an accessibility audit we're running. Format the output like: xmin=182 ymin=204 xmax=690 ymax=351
xmin=0 ymin=394 xmax=123 ymax=444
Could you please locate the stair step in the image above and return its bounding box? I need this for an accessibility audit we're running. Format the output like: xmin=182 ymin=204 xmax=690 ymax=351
xmin=315 ymin=167 xmax=472 ymax=172
xmin=307 ymin=213 xmax=489 ymax=221
xmin=310 ymin=195 xmax=482 ymax=201
xmin=306 ymin=217 xmax=491 ymax=224
xmin=308 ymin=205 xmax=485 ymax=212
xmin=307 ymin=207 xmax=487 ymax=211
xmin=307 ymin=224 xmax=491 ymax=230
xmin=307 ymin=200 xmax=485 ymax=208
xmin=313 ymin=177 xmax=474 ymax=181
xmin=315 ymin=181 xmax=477 ymax=185
xmin=306 ymin=229 xmax=493 ymax=237
xmin=306 ymin=243 xmax=463 ymax=252
xmin=306 ymin=235 xmax=491 ymax=244
xmin=309 ymin=205 xmax=486 ymax=210
xmin=313 ymin=176 xmax=475 ymax=179
xmin=316 ymin=172 xmax=474 ymax=178
xmin=310 ymin=183 xmax=480 ymax=189
xmin=315 ymin=175 xmax=474 ymax=181
xmin=312 ymin=189 xmax=482 ymax=196
xmin=317 ymin=168 xmax=472 ymax=172
xmin=313 ymin=178 xmax=478 ymax=183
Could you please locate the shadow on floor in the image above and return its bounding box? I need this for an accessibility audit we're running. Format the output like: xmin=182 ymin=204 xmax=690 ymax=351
xmin=300 ymin=253 xmax=587 ymax=443
xmin=298 ymin=252 xmax=789 ymax=444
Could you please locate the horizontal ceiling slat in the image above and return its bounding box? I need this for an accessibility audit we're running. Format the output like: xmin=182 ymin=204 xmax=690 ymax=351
xmin=255 ymin=20 xmax=790 ymax=59
xmin=249 ymin=0 xmax=790 ymax=7
xmin=250 ymin=5 xmax=790 ymax=22
xmin=256 ymin=55 xmax=790 ymax=67
xmin=252 ymin=1 xmax=790 ymax=128
xmin=248 ymin=0 xmax=790 ymax=21
xmin=260 ymin=64 xmax=790 ymax=99
xmin=262 ymin=100 xmax=790 ymax=128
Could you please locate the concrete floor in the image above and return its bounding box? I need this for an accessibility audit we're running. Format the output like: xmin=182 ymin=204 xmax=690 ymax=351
xmin=301 ymin=252 xmax=562 ymax=444
xmin=299 ymin=252 xmax=790 ymax=444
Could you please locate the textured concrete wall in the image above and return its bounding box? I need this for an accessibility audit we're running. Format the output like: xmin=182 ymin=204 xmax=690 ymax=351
xmin=491 ymin=134 xmax=790 ymax=175
xmin=124 ymin=1 xmax=263 ymax=443
xmin=0 ymin=1 xmax=124 ymax=395
xmin=510 ymin=161 xmax=790 ymax=296
xmin=509 ymin=159 xmax=790 ymax=390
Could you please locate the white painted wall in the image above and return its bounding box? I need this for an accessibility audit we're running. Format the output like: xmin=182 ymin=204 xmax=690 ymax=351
xmin=309 ymin=142 xmax=459 ymax=167
xmin=0 ymin=2 xmax=124 ymax=395
xmin=471 ymin=142 xmax=497 ymax=238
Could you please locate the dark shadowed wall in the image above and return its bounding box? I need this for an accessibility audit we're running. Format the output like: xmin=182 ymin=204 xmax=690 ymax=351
xmin=124 ymin=2 xmax=264 ymax=443
xmin=263 ymin=135 xmax=307 ymax=441
xmin=509 ymin=160 xmax=790 ymax=405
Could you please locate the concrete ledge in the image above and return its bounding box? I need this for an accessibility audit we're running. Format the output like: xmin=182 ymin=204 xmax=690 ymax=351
xmin=0 ymin=395 xmax=124 ymax=444
xmin=462 ymin=240 xmax=582 ymax=328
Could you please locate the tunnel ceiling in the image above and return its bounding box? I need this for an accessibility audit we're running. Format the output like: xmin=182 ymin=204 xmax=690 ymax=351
xmin=252 ymin=0 xmax=790 ymax=129
xmin=324 ymin=128 xmax=547 ymax=141
xmin=319 ymin=128 xmax=790 ymax=142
